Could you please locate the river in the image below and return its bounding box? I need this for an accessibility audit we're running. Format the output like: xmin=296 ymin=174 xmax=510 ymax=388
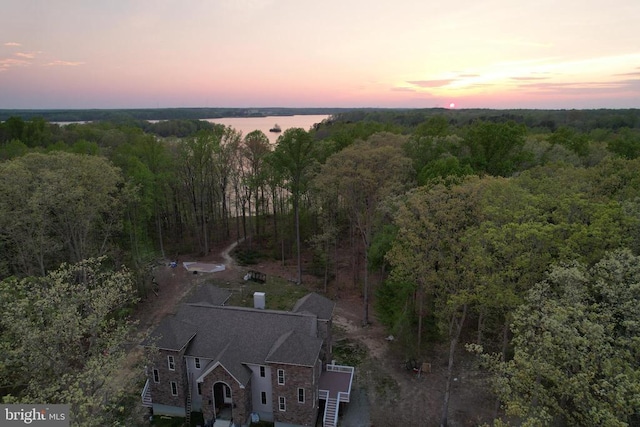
xmin=207 ymin=114 xmax=330 ymax=144
xmin=53 ymin=114 xmax=331 ymax=144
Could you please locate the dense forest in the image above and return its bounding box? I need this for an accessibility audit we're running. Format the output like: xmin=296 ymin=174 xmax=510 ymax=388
xmin=0 ymin=107 xmax=351 ymax=123
xmin=1 ymin=108 xmax=639 ymax=426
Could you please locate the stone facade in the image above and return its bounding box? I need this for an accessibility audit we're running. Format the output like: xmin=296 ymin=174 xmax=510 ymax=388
xmin=201 ymin=364 xmax=252 ymax=425
xmin=270 ymin=363 xmax=319 ymax=427
xmin=149 ymin=349 xmax=188 ymax=415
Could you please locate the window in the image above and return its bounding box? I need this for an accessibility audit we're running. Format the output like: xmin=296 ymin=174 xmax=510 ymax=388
xmin=167 ymin=355 xmax=175 ymax=371
xmin=170 ymin=381 xmax=178 ymax=396
xmin=259 ymin=366 xmax=265 ymax=377
xmin=278 ymin=396 xmax=286 ymax=412
xmin=195 ymin=358 xmax=201 ymax=369
xmin=153 ymin=369 xmax=160 ymax=383
xmin=261 ymin=392 xmax=267 ymax=405
xmin=298 ymin=388 xmax=305 ymax=404
xmin=277 ymin=369 xmax=285 ymax=385
xmin=225 ymin=385 xmax=231 ymax=399
xmin=197 ymin=383 xmax=202 ymax=395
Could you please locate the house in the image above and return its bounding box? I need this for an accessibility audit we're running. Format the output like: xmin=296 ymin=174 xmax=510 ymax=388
xmin=141 ymin=285 xmax=354 ymax=427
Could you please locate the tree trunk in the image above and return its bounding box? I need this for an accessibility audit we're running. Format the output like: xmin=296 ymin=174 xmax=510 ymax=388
xmin=363 ymin=244 xmax=369 ymax=325
xmin=501 ymin=317 xmax=509 ymax=361
xmin=156 ymin=213 xmax=165 ymax=259
xmin=417 ymin=283 xmax=424 ymax=352
xmin=323 ymin=237 xmax=329 ymax=294
xmin=477 ymin=311 xmax=484 ymax=345
xmin=294 ymin=195 xmax=302 ymax=285
xmin=440 ymin=304 xmax=468 ymax=427
xmin=272 ymin=189 xmax=278 ymax=242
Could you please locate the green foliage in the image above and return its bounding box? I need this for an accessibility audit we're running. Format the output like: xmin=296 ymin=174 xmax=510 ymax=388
xmin=368 ymin=224 xmax=398 ymax=270
xmin=0 ymin=139 xmax=28 ymax=160
xmin=463 ymin=120 xmax=530 ymax=176
xmin=485 ymin=250 xmax=640 ymax=426
xmin=332 ymin=337 xmax=368 ymax=367
xmin=418 ymin=155 xmax=474 ymax=185
xmin=233 ymin=246 xmax=262 ymax=265
xmin=414 ymin=115 xmax=450 ymax=138
xmin=0 ymin=258 xmax=139 ymax=426
xmin=314 ymin=118 xmax=403 ymax=155
xmin=548 ymin=126 xmax=590 ymax=157
xmin=271 ymin=128 xmax=317 ymax=283
xmin=607 ymin=127 xmax=640 ymax=159
xmin=0 ymin=152 xmax=128 ymax=277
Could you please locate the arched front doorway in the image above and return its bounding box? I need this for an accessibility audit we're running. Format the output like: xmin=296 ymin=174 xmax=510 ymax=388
xmin=213 ymin=382 xmax=233 ymax=420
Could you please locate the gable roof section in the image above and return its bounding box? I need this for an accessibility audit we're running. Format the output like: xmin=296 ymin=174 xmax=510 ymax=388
xmin=142 ymin=317 xmax=198 ymax=351
xmin=293 ymin=292 xmax=335 ymax=321
xmin=184 ymin=283 xmax=231 ymax=306
xmin=195 ymin=342 xmax=251 ymax=386
xmin=266 ymin=330 xmax=323 ymax=367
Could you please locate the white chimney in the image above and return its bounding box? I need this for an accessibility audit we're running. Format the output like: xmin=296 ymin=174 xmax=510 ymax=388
xmin=253 ymin=292 xmax=265 ymax=309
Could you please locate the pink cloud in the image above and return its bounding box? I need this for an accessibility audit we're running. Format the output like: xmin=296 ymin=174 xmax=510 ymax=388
xmin=4 ymin=42 xmax=21 ymax=47
xmin=510 ymin=76 xmax=550 ymax=81
xmin=44 ymin=60 xmax=85 ymax=66
xmin=15 ymin=52 xmax=37 ymax=59
xmin=408 ymin=79 xmax=456 ymax=88
xmin=0 ymin=58 xmax=30 ymax=71
xmin=391 ymin=87 xmax=418 ymax=92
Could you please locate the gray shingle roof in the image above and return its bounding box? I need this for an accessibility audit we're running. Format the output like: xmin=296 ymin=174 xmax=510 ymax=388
xmin=266 ymin=330 xmax=323 ymax=366
xmin=184 ymin=283 xmax=231 ymax=306
xmin=292 ymin=292 xmax=335 ymax=320
xmin=144 ymin=294 xmax=326 ymax=386
xmin=142 ymin=317 xmax=198 ymax=351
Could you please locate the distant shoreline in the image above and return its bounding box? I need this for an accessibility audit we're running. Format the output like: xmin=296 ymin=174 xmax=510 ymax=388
xmin=0 ymin=107 xmax=355 ymax=122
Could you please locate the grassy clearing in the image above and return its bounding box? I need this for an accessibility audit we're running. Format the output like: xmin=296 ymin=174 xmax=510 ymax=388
xmin=332 ymin=336 xmax=368 ymax=367
xmin=213 ymin=275 xmax=309 ymax=311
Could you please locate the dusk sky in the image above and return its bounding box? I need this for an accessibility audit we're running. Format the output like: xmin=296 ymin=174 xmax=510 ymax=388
xmin=1 ymin=0 xmax=639 ymax=109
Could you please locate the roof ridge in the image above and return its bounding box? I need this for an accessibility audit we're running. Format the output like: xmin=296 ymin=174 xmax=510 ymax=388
xmin=265 ymin=330 xmax=294 ymax=360
xmin=184 ymin=303 xmax=318 ymax=318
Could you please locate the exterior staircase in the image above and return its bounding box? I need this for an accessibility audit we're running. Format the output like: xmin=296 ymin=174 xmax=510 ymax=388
xmin=323 ymin=397 xmax=339 ymax=427
xmin=141 ymin=379 xmax=152 ymax=407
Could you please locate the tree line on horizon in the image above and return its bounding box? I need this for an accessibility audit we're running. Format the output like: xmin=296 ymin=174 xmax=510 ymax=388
xmin=0 ymin=109 xmax=639 ymax=425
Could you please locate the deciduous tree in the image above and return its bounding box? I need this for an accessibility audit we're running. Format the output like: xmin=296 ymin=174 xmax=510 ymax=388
xmin=483 ymin=250 xmax=640 ymax=426
xmin=316 ymin=133 xmax=412 ymax=324
xmin=271 ymin=128 xmax=316 ymax=284
xmin=0 ymin=258 xmax=138 ymax=426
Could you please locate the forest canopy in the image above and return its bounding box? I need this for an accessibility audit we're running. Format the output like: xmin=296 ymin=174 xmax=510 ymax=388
xmin=1 ymin=108 xmax=639 ymax=425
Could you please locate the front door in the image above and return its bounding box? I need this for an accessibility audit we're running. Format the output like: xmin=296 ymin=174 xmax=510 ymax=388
xmin=213 ymin=382 xmax=232 ymax=419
